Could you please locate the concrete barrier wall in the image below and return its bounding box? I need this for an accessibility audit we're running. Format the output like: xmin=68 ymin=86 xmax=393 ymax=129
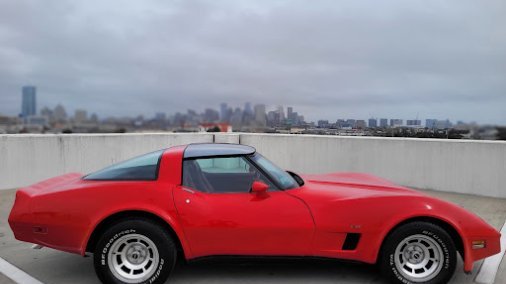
xmin=0 ymin=133 xmax=213 ymax=189
xmin=238 ymin=134 xmax=506 ymax=198
xmin=1 ymin=133 xmax=505 ymax=198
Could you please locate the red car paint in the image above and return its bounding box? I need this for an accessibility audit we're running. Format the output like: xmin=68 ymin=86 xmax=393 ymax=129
xmin=8 ymin=145 xmax=501 ymax=273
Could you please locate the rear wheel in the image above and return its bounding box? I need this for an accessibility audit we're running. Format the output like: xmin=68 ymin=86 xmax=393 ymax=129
xmin=380 ymin=222 xmax=456 ymax=284
xmin=93 ymin=218 xmax=176 ymax=284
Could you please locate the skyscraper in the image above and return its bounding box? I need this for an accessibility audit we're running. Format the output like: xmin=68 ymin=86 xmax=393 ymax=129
xmin=368 ymin=118 xmax=377 ymax=128
xmin=390 ymin=119 xmax=403 ymax=127
xmin=21 ymin=86 xmax=36 ymax=118
xmin=287 ymin=107 xmax=293 ymax=119
xmin=426 ymin=119 xmax=437 ymax=129
xmin=254 ymin=104 xmax=266 ymax=127
xmin=276 ymin=106 xmax=285 ymax=121
xmin=407 ymin=120 xmax=422 ymax=127
xmin=244 ymin=102 xmax=253 ymax=116
xmin=379 ymin=118 xmax=388 ymax=127
xmin=220 ymin=103 xmax=228 ymax=122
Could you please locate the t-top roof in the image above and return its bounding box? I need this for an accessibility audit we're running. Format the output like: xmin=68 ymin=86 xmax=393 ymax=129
xmin=183 ymin=143 xmax=256 ymax=159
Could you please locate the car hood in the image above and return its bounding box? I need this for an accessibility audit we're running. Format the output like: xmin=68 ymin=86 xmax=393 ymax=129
xmin=299 ymin=172 xmax=423 ymax=200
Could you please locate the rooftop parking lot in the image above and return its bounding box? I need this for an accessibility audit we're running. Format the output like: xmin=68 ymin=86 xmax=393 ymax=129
xmin=1 ymin=188 xmax=504 ymax=284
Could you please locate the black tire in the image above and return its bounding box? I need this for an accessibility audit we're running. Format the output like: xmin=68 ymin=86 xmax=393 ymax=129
xmin=379 ymin=222 xmax=456 ymax=284
xmin=93 ymin=218 xmax=177 ymax=284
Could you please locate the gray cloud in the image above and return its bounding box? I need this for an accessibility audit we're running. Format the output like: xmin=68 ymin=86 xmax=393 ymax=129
xmin=0 ymin=0 xmax=505 ymax=123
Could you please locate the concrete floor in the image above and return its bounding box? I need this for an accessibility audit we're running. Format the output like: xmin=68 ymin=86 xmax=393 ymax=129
xmin=0 ymin=188 xmax=505 ymax=284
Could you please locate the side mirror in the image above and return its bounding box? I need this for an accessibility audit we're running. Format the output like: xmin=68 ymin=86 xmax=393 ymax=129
xmin=251 ymin=181 xmax=269 ymax=193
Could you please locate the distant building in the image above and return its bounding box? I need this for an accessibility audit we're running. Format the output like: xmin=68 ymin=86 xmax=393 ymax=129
xmin=53 ymin=104 xmax=68 ymax=122
xmin=27 ymin=115 xmax=48 ymax=126
xmin=243 ymin=102 xmax=253 ymax=116
xmin=368 ymin=118 xmax=377 ymax=128
xmin=317 ymin=120 xmax=329 ymax=128
xmin=230 ymin=107 xmax=243 ymax=128
xmin=379 ymin=118 xmax=388 ymax=127
xmin=40 ymin=106 xmax=53 ymax=120
xmin=346 ymin=119 xmax=356 ymax=128
xmin=90 ymin=113 xmax=99 ymax=123
xmin=220 ymin=103 xmax=229 ymax=122
xmin=390 ymin=119 xmax=403 ymax=127
xmin=336 ymin=119 xmax=345 ymax=128
xmin=276 ymin=106 xmax=285 ymax=121
xmin=426 ymin=119 xmax=437 ymax=129
xmin=436 ymin=119 xmax=452 ymax=129
xmin=254 ymin=104 xmax=266 ymax=127
xmin=21 ymin=86 xmax=36 ymax=118
xmin=406 ymin=120 xmax=422 ymax=127
xmin=286 ymin=107 xmax=300 ymax=125
xmin=355 ymin=120 xmax=366 ymax=129
xmin=74 ymin=109 xmax=88 ymax=124
xmin=203 ymin=108 xmax=219 ymax=122
xmin=267 ymin=110 xmax=279 ymax=126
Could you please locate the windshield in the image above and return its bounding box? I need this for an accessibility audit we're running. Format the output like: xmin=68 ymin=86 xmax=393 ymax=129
xmin=250 ymin=153 xmax=299 ymax=190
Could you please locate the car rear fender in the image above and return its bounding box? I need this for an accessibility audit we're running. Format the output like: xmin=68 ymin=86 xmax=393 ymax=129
xmin=82 ymin=207 xmax=192 ymax=259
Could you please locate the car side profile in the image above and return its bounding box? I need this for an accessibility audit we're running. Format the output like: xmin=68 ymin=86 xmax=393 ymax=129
xmin=9 ymin=143 xmax=501 ymax=284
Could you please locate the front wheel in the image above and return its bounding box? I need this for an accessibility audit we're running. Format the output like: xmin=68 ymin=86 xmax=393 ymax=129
xmin=379 ymin=222 xmax=457 ymax=284
xmin=93 ymin=218 xmax=177 ymax=284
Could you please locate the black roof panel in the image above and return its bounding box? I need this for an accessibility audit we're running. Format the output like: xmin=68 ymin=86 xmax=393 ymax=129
xmin=183 ymin=143 xmax=256 ymax=159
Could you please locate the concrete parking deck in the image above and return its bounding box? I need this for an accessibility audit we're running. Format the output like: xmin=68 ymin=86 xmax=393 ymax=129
xmin=1 ymin=188 xmax=505 ymax=284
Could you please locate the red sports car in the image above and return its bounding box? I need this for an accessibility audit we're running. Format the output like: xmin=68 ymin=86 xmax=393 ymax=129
xmin=9 ymin=143 xmax=501 ymax=284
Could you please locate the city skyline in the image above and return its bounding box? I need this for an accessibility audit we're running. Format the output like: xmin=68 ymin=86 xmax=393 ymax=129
xmin=8 ymin=85 xmax=481 ymax=128
xmin=3 ymin=85 xmax=502 ymax=140
xmin=0 ymin=85 xmax=494 ymax=127
xmin=9 ymin=85 xmax=476 ymax=129
xmin=1 ymin=1 xmax=505 ymax=124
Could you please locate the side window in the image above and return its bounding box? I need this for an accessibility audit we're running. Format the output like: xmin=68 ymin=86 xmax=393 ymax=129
xmin=84 ymin=150 xmax=163 ymax=180
xmin=182 ymin=156 xmax=275 ymax=193
xmin=196 ymin=157 xmax=250 ymax=173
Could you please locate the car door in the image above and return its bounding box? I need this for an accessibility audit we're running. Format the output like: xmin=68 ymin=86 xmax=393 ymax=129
xmin=173 ymin=156 xmax=314 ymax=258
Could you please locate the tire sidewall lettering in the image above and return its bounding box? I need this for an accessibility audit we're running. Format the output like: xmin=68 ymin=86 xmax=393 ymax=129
xmin=149 ymin=258 xmax=164 ymax=284
xmin=100 ymin=229 xmax=136 ymax=266
xmin=389 ymin=253 xmax=413 ymax=284
xmin=422 ymin=230 xmax=450 ymax=270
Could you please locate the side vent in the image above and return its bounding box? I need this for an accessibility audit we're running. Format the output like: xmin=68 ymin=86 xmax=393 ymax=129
xmin=342 ymin=233 xmax=361 ymax=250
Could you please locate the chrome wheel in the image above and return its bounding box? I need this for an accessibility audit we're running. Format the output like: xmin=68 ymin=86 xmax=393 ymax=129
xmin=394 ymin=234 xmax=444 ymax=282
xmin=107 ymin=233 xmax=160 ymax=283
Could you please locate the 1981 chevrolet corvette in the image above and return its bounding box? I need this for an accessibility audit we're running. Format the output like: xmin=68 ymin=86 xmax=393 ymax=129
xmin=9 ymin=143 xmax=501 ymax=284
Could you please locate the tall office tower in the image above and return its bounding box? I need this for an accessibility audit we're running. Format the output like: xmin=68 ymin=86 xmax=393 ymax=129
xmin=220 ymin=103 xmax=228 ymax=122
xmin=426 ymin=119 xmax=437 ymax=129
xmin=379 ymin=118 xmax=388 ymax=127
xmin=368 ymin=118 xmax=377 ymax=128
xmin=244 ymin=102 xmax=253 ymax=116
xmin=390 ymin=119 xmax=403 ymax=127
xmin=287 ymin=107 xmax=293 ymax=120
xmin=21 ymin=86 xmax=37 ymax=118
xmin=276 ymin=105 xmax=285 ymax=121
xmin=407 ymin=120 xmax=422 ymax=126
xmin=254 ymin=104 xmax=266 ymax=127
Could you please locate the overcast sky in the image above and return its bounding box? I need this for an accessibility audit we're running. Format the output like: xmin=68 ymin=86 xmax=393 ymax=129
xmin=0 ymin=0 xmax=505 ymax=124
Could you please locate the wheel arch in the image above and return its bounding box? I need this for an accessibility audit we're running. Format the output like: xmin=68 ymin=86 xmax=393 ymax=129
xmin=377 ymin=216 xmax=464 ymax=263
xmin=85 ymin=210 xmax=187 ymax=261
